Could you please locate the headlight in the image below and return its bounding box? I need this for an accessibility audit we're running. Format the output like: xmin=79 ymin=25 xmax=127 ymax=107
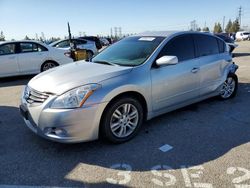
xmin=51 ymin=84 xmax=101 ymax=109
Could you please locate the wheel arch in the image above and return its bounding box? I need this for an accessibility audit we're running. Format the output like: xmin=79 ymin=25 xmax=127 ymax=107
xmin=40 ymin=60 xmax=59 ymax=72
xmin=98 ymin=90 xmax=148 ymax=139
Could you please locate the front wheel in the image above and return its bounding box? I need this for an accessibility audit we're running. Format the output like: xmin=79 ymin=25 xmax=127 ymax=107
xmin=100 ymin=97 xmax=144 ymax=143
xmin=219 ymin=73 xmax=238 ymax=99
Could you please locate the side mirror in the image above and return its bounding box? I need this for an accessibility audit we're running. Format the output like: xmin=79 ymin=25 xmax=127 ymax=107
xmin=156 ymin=56 xmax=178 ymax=67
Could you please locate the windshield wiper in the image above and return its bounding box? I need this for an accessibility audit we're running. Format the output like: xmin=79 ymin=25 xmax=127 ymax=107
xmin=92 ymin=60 xmax=116 ymax=66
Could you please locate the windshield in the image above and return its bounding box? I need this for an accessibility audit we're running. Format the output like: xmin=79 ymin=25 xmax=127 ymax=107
xmin=92 ymin=36 xmax=164 ymax=66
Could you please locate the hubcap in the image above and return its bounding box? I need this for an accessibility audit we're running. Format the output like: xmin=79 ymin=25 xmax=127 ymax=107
xmin=110 ymin=103 xmax=139 ymax=138
xmin=43 ymin=62 xmax=56 ymax=71
xmin=221 ymin=77 xmax=236 ymax=98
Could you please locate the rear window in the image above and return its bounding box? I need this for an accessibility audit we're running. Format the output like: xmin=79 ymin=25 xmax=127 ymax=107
xmin=194 ymin=34 xmax=219 ymax=57
xmin=217 ymin=39 xmax=225 ymax=53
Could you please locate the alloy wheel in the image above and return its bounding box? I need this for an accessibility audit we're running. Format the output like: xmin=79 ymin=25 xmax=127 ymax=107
xmin=110 ymin=103 xmax=139 ymax=138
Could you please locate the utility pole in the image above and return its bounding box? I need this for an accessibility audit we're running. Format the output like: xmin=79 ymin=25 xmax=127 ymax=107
xmin=190 ymin=20 xmax=196 ymax=31
xmin=222 ymin=16 xmax=225 ymax=32
xmin=238 ymin=6 xmax=242 ymax=27
xmin=114 ymin=27 xmax=118 ymax=38
xmin=110 ymin=28 xmax=113 ymax=38
xmin=118 ymin=27 xmax=122 ymax=38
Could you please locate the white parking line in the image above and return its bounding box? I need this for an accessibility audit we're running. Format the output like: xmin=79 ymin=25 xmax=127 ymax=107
xmin=159 ymin=144 xmax=173 ymax=152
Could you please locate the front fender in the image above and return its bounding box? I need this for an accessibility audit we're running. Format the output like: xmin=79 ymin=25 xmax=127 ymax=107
xmin=229 ymin=62 xmax=238 ymax=74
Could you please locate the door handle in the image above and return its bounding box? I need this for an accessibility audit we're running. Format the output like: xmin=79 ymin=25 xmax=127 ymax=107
xmin=191 ymin=67 xmax=200 ymax=73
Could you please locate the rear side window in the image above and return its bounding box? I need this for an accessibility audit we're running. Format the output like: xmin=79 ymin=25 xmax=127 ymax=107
xmin=0 ymin=43 xmax=16 ymax=55
xmin=158 ymin=35 xmax=195 ymax=62
xmin=217 ymin=39 xmax=225 ymax=53
xmin=194 ymin=35 xmax=219 ymax=57
xmin=56 ymin=40 xmax=70 ymax=48
xmin=20 ymin=43 xmax=47 ymax=53
xmin=37 ymin=44 xmax=48 ymax=52
xmin=75 ymin=39 xmax=87 ymax=45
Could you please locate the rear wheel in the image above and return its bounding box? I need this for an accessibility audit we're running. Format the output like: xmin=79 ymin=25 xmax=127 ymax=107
xmin=219 ymin=73 xmax=238 ymax=99
xmin=41 ymin=61 xmax=58 ymax=72
xmin=101 ymin=97 xmax=144 ymax=143
xmin=86 ymin=51 xmax=94 ymax=61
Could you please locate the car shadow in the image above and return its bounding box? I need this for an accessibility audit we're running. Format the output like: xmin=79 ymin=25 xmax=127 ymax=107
xmin=0 ymin=82 xmax=250 ymax=186
xmin=233 ymin=52 xmax=250 ymax=57
xmin=0 ymin=75 xmax=34 ymax=88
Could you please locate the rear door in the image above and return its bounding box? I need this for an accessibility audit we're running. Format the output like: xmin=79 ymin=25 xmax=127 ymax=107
xmin=17 ymin=42 xmax=48 ymax=74
xmin=0 ymin=43 xmax=19 ymax=76
xmin=193 ymin=34 xmax=226 ymax=96
xmin=151 ymin=34 xmax=200 ymax=111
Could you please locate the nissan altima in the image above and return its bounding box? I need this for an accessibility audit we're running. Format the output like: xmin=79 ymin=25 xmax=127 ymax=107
xmin=20 ymin=31 xmax=238 ymax=143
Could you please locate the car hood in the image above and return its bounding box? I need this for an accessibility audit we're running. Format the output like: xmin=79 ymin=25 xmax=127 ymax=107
xmin=28 ymin=61 xmax=132 ymax=95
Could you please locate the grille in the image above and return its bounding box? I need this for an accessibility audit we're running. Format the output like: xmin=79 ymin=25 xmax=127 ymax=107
xmin=25 ymin=87 xmax=50 ymax=104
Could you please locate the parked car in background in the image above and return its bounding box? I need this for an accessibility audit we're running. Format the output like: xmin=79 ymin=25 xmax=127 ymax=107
xmin=0 ymin=40 xmax=73 ymax=78
xmin=215 ymin=33 xmax=238 ymax=53
xmin=236 ymin=31 xmax=250 ymax=41
xmin=50 ymin=39 xmax=97 ymax=59
xmin=20 ymin=31 xmax=238 ymax=144
xmin=100 ymin=38 xmax=110 ymax=46
xmin=106 ymin=37 xmax=112 ymax=44
xmin=78 ymin=36 xmax=102 ymax=50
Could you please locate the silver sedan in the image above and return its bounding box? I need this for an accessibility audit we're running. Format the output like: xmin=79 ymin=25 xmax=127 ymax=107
xmin=20 ymin=31 xmax=238 ymax=143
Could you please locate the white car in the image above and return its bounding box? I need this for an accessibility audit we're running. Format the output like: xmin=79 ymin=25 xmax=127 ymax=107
xmin=236 ymin=31 xmax=250 ymax=41
xmin=0 ymin=40 xmax=73 ymax=78
xmin=50 ymin=39 xmax=98 ymax=59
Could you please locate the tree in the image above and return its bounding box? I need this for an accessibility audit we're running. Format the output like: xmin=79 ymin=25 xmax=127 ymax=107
xmin=231 ymin=19 xmax=240 ymax=33
xmin=225 ymin=19 xmax=233 ymax=33
xmin=0 ymin=31 xmax=5 ymax=41
xmin=202 ymin=27 xmax=210 ymax=32
xmin=214 ymin=22 xmax=222 ymax=33
xmin=24 ymin=35 xmax=30 ymax=40
xmin=197 ymin=27 xmax=201 ymax=32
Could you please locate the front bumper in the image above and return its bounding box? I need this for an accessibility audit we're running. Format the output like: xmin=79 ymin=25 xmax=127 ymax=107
xmin=20 ymin=95 xmax=108 ymax=143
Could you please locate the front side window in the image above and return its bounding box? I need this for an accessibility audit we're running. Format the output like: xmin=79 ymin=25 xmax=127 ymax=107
xmin=158 ymin=35 xmax=195 ymax=62
xmin=194 ymin=35 xmax=219 ymax=57
xmin=92 ymin=36 xmax=164 ymax=66
xmin=0 ymin=43 xmax=16 ymax=55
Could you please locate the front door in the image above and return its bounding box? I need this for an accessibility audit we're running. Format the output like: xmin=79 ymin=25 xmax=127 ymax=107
xmin=151 ymin=34 xmax=200 ymax=111
xmin=0 ymin=43 xmax=19 ymax=77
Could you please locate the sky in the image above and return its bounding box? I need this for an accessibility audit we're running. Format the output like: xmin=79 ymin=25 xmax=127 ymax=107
xmin=0 ymin=0 xmax=249 ymax=40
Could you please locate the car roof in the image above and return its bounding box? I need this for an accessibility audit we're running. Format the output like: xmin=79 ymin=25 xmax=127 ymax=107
xmin=0 ymin=40 xmax=47 ymax=46
xmin=135 ymin=30 xmax=214 ymax=38
xmin=49 ymin=38 xmax=90 ymax=46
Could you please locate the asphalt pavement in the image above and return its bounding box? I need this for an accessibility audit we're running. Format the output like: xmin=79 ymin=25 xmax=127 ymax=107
xmin=0 ymin=42 xmax=250 ymax=188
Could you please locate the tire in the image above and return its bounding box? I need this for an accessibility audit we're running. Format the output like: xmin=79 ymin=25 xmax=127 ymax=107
xmin=100 ymin=97 xmax=144 ymax=143
xmin=86 ymin=51 xmax=94 ymax=61
xmin=41 ymin=61 xmax=58 ymax=72
xmin=219 ymin=73 xmax=238 ymax=100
